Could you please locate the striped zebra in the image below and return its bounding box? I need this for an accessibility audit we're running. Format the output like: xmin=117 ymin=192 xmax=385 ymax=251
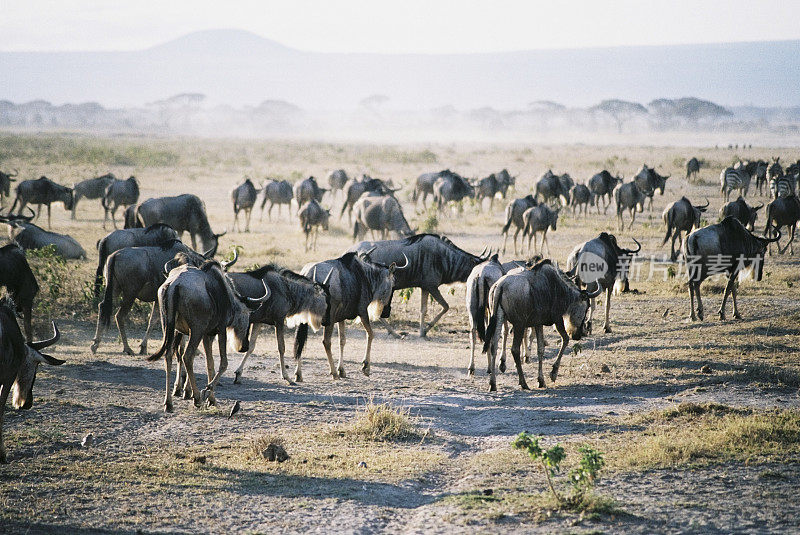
xmin=720 ymin=166 xmax=750 ymax=202
xmin=768 ymin=157 xmax=783 ymax=180
xmin=769 ymin=174 xmax=797 ymax=200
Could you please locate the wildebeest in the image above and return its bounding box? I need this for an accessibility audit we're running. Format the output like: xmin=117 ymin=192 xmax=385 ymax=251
xmin=298 ymin=199 xmax=330 ymax=252
xmin=465 ymin=253 xmax=504 ymax=376
xmin=229 ymin=265 xmax=330 ymax=384
xmin=300 ymin=251 xmax=401 ymax=379
xmin=353 ymin=194 xmax=413 ymax=240
xmin=260 ymin=179 xmax=293 ymax=221
xmin=350 ymin=234 xmax=488 ymax=337
xmin=102 ymin=176 xmax=140 ymax=229
xmin=768 ymin=157 xmax=783 ymax=181
xmin=9 ymin=176 xmax=74 ymax=229
xmin=134 ymin=194 xmax=225 ymax=252
xmin=751 ymin=160 xmax=768 ymax=195
xmin=662 ymin=197 xmax=709 ymax=261
xmin=720 ymin=165 xmax=750 ymax=201
xmin=501 ymin=194 xmax=538 ymax=254
xmin=0 ymin=309 xmax=63 ymax=463
xmin=340 ymin=175 xmax=399 ymax=223
xmin=570 ymin=184 xmax=592 ymax=216
xmin=0 ymin=168 xmax=18 ymax=207
xmin=613 ymin=181 xmax=647 ymax=230
xmin=93 ymin=223 xmax=180 ymax=297
xmin=293 ymin=176 xmax=326 ymax=208
xmin=72 ymin=173 xmax=115 ymax=220
xmin=413 ymin=170 xmax=444 ymax=208
xmin=4 ymin=213 xmax=86 ymax=260
xmin=0 ymin=244 xmax=39 ymax=341
xmin=90 ymin=239 xmax=220 ymax=355
xmin=522 ymin=204 xmax=560 ymax=255
xmin=123 ymin=205 xmax=139 ymax=228
xmin=764 ymin=195 xmax=800 ymax=254
xmin=686 ymin=217 xmax=780 ymax=321
xmin=147 ymin=260 xmax=269 ymax=411
xmin=633 ymin=165 xmax=670 ymax=210
xmin=327 ymin=169 xmax=349 ymax=197
xmin=587 ymin=170 xmax=623 ymax=214
xmin=474 ymin=174 xmax=501 ymax=211
xmin=535 ymin=170 xmax=570 ymax=206
xmin=433 ymin=171 xmax=474 ymax=212
xmin=566 ymin=233 xmax=641 ymax=333
xmin=482 ymin=260 xmax=601 ymax=391
xmin=720 ymin=196 xmax=762 ymax=232
xmin=231 ymin=177 xmax=258 ymax=232
xmin=686 ymin=157 xmax=701 ymax=181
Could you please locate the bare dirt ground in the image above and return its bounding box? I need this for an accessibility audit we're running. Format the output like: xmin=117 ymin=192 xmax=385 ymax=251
xmin=0 ymin=136 xmax=799 ymax=534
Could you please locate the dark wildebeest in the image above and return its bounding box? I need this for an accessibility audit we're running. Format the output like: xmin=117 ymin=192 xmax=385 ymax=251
xmin=633 ymin=165 xmax=670 ymax=210
xmin=753 ymin=160 xmax=769 ymax=195
xmin=0 ymin=168 xmax=18 ymax=207
xmin=570 ymin=184 xmax=592 ymax=216
xmin=298 ymin=199 xmax=330 ymax=252
xmin=413 ymin=170 xmax=445 ymax=208
xmin=147 ymin=260 xmax=269 ymax=411
xmin=231 ymin=177 xmax=258 ymax=232
xmin=260 ymin=179 xmax=293 ymax=221
xmin=535 ymin=170 xmax=570 ymax=207
xmin=522 ymin=204 xmax=560 ymax=255
xmin=768 ymin=157 xmax=783 ymax=181
xmin=340 ymin=176 xmax=399 ymax=223
xmin=661 ymin=197 xmax=709 ymax=261
xmin=719 ymin=196 xmax=762 ymax=232
xmin=300 ymin=251 xmax=401 ymax=379
xmin=764 ymin=195 xmax=800 ymax=254
xmin=4 ymin=215 xmax=86 ymax=260
xmin=9 ymin=176 xmax=74 ymax=229
xmin=613 ymin=181 xmax=648 ymax=230
xmin=566 ymin=233 xmax=641 ymax=333
xmin=482 ymin=260 xmax=601 ymax=391
xmin=474 ymin=174 xmax=501 ymax=211
xmin=433 ymin=171 xmax=474 ymax=212
xmin=293 ymin=176 xmax=326 ymax=208
xmin=686 ymin=157 xmax=700 ymax=181
xmin=0 ymin=309 xmax=63 ymax=463
xmin=72 ymin=173 xmax=115 ymax=220
xmin=588 ymin=170 xmax=623 ymax=214
xmin=135 ymin=194 xmax=225 ymax=252
xmin=0 ymin=244 xmax=39 ymax=341
xmin=686 ymin=217 xmax=780 ymax=321
xmin=123 ymin=205 xmax=140 ymax=228
xmin=501 ymin=194 xmax=538 ymax=254
xmin=229 ymin=265 xmax=330 ymax=384
xmin=465 ymin=253 xmax=505 ymax=376
xmin=495 ymin=169 xmax=516 ymax=196
xmin=328 ymin=169 xmax=349 ymax=198
xmin=350 ymin=234 xmax=489 ymax=337
xmin=102 ymin=176 xmax=140 ymax=229
xmin=89 ymin=240 xmax=222 ymax=355
xmin=93 ymin=223 xmax=180 ymax=297
xmin=720 ymin=164 xmax=751 ymax=202
xmin=353 ymin=194 xmax=413 ymax=241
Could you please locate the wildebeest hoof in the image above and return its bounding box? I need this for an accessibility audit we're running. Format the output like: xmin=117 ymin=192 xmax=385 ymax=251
xmin=718 ymin=312 xmax=726 ymax=320
xmin=550 ymin=368 xmax=559 ymax=382
xmin=295 ymin=373 xmax=303 ymax=382
xmin=330 ymin=371 xmax=340 ymax=380
xmin=361 ymin=365 xmax=370 ymax=377
xmin=138 ymin=344 xmax=147 ymax=355
xmin=172 ymin=386 xmax=182 ymax=397
xmin=200 ymin=388 xmax=212 ymax=402
xmin=339 ymin=366 xmax=348 ymax=378
xmin=603 ymin=325 xmax=612 ymax=333
xmin=164 ymin=402 xmax=173 ymax=413
xmin=489 ymin=383 xmax=497 ymax=392
xmin=233 ymin=372 xmax=242 ymax=385
xmin=89 ymin=341 xmax=99 ymax=354
xmin=182 ymin=389 xmax=193 ymax=400
xmin=123 ymin=347 xmax=135 ymax=356
xmin=468 ymin=367 xmax=475 ymax=376
xmin=733 ymin=313 xmax=742 ymax=320
xmin=520 ymin=381 xmax=530 ymax=390
xmin=537 ymin=377 xmax=546 ymax=388
xmin=499 ymin=361 xmax=507 ymax=373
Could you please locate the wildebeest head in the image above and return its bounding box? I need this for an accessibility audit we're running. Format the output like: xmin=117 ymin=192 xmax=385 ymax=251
xmin=227 ymin=270 xmax=271 ymax=353
xmin=549 ymin=207 xmax=560 ymax=231
xmin=691 ymin=198 xmax=710 ymax=228
xmin=359 ymin=250 xmax=408 ymax=321
xmin=11 ymin=319 xmax=64 ymax=410
xmin=563 ymin=280 xmax=603 ymax=340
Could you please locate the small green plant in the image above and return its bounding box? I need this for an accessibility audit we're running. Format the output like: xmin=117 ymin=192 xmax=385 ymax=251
xmin=512 ymin=432 xmax=567 ymax=504
xmin=569 ymin=446 xmax=605 ymax=496
xmin=420 ymin=209 xmax=439 ymax=233
xmin=398 ymin=287 xmax=414 ymax=303
xmin=26 ymin=245 xmax=69 ymax=318
xmin=667 ymin=265 xmax=677 ymax=279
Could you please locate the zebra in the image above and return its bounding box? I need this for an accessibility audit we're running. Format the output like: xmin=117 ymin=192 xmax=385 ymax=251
xmin=720 ymin=166 xmax=750 ymax=202
xmin=769 ymin=174 xmax=797 ymax=200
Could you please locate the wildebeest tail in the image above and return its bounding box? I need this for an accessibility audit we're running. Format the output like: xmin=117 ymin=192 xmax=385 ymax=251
xmin=98 ymin=253 xmax=117 ymax=327
xmin=148 ymin=284 xmax=177 ymax=361
xmin=353 ymin=220 xmax=360 ymax=241
xmin=470 ymin=276 xmax=489 ymax=343
xmin=501 ymin=207 xmax=513 ymax=235
xmin=482 ymin=284 xmax=503 ymax=354
xmin=662 ymin=210 xmax=673 ymax=246
xmin=94 ymin=238 xmax=109 ymax=297
xmin=294 ymin=323 xmax=309 ymax=361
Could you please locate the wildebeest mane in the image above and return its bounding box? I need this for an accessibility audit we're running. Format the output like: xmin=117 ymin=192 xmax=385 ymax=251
xmin=144 ymin=223 xmax=174 ymax=234
xmin=159 ymin=238 xmax=183 ymax=250
xmin=0 ymin=298 xmax=26 ymax=371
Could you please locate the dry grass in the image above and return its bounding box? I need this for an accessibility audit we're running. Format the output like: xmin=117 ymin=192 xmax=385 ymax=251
xmin=345 ymin=399 xmax=424 ymax=441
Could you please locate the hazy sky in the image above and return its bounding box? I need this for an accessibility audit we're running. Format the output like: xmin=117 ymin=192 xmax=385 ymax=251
xmin=4 ymin=0 xmax=800 ymax=53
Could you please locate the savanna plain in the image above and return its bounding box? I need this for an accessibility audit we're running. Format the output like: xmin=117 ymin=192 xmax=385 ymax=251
xmin=1 ymin=133 xmax=799 ymax=534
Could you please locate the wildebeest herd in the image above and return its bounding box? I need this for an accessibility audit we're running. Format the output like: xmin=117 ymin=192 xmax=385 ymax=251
xmin=0 ymin=156 xmax=798 ymax=463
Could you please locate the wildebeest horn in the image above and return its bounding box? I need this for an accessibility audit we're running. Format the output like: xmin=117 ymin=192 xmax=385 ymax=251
xmin=585 ymin=281 xmax=603 ymax=299
xmin=628 ymin=238 xmax=642 ymax=254
xmin=29 ymin=321 xmax=61 ymax=351
xmin=395 ymin=253 xmax=410 ymax=270
xmin=163 ymin=262 xmax=173 ymax=276
xmin=696 ymin=198 xmax=710 ymax=209
xmin=12 ymin=206 xmax=36 ymax=222
xmin=322 ymin=267 xmax=334 ymax=286
xmin=9 ymin=169 xmax=18 ymax=178
xmin=364 ymin=246 xmax=377 ymax=256
xmin=221 ymin=248 xmax=238 ymax=271
xmin=215 ymin=231 xmax=227 ymax=238
xmin=753 ymin=203 xmax=764 ymax=211
xmin=762 ymin=228 xmax=782 ymax=244
xmin=242 ymin=280 xmax=271 ymax=309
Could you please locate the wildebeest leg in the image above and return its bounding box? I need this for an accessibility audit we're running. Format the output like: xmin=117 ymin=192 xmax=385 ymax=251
xmin=190 ymin=233 xmax=197 ymax=251
xmin=245 ymin=207 xmax=252 ymax=232
xmin=501 ymin=231 xmax=509 ymax=254
xmin=46 ymin=203 xmax=52 ymax=229
xmin=731 ymin=279 xmax=742 ymax=319
xmin=233 ymin=322 xmax=260 ymax=384
xmin=22 ymin=306 xmax=32 ymax=343
xmin=695 ymin=282 xmax=704 ymax=321
xmin=486 ymin=308 xmax=504 ymax=391
xmin=115 ymin=296 xmax=137 ymax=355
xmin=550 ymin=321 xmax=570 ymax=383
xmin=689 ymin=281 xmax=698 ymax=321
xmin=419 ymin=289 xmax=429 ymax=337
xmin=510 ymin=325 xmax=530 ymax=390
xmin=322 ymin=324 xmax=338 ymax=378
xmin=163 ymin=346 xmax=174 ymax=413
xmin=670 ymin=231 xmax=680 ymax=261
xmin=602 ymin=287 xmax=613 ymax=333
xmin=139 ymin=301 xmax=159 ymax=355
xmin=542 ymin=230 xmax=550 ymax=256
xmin=361 ymin=316 xmax=374 ymax=376
xmin=232 ymin=209 xmax=239 ymax=232
xmin=180 ymin=333 xmax=203 ymax=408
xmin=513 ymin=227 xmax=521 ymax=255
xmin=0 ymin=384 xmax=10 ymax=462
xmin=499 ymin=321 xmax=508 ymax=373
xmin=336 ymin=320 xmax=348 ymax=378
xmin=274 ymin=323 xmax=294 ymax=383
xmin=628 ymin=208 xmax=636 ymax=230
xmin=421 ymin=287 xmax=450 ymax=338
xmin=534 ymin=324 xmax=546 ymax=387
xmin=110 ymin=205 xmax=119 ymax=229
xmin=468 ymin=326 xmax=477 ymax=375
xmin=718 ymin=274 xmax=738 ymax=321
xmin=378 ymin=318 xmax=404 ymax=339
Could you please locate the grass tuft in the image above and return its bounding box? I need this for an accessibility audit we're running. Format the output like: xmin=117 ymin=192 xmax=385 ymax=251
xmin=346 ymin=399 xmax=422 ymax=441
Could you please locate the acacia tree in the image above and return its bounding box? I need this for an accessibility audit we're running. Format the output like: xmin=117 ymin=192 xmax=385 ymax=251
xmin=590 ymin=99 xmax=648 ymax=133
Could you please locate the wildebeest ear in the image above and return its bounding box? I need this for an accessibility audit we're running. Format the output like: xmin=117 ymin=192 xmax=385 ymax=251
xmin=388 ymin=262 xmax=397 ymax=274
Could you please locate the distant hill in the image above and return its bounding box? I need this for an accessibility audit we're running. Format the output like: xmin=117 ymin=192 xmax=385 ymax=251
xmin=1 ymin=30 xmax=799 ymax=109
